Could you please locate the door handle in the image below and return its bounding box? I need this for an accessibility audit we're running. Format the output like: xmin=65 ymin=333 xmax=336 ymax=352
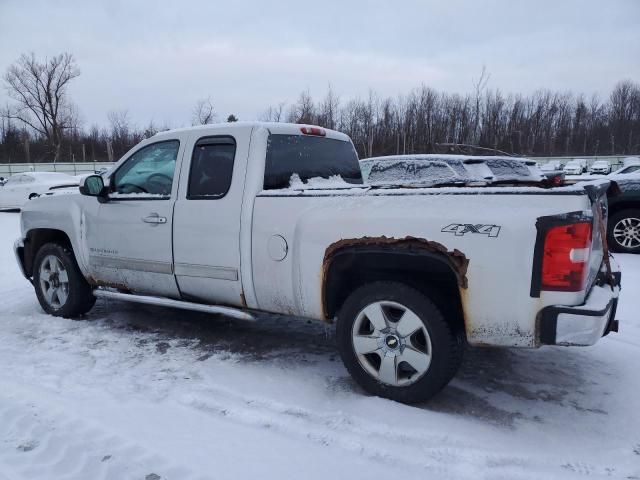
xmin=143 ymin=213 xmax=167 ymax=225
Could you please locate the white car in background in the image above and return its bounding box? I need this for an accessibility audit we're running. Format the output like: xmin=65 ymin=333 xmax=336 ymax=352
xmin=589 ymin=160 xmax=611 ymax=175
xmin=563 ymin=160 xmax=585 ymax=175
xmin=540 ymin=163 xmax=558 ymax=173
xmin=0 ymin=172 xmax=79 ymax=210
xmin=540 ymin=160 xmax=564 ymax=172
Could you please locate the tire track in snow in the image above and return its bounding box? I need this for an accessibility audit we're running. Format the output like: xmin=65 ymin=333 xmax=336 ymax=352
xmin=177 ymin=382 xmax=633 ymax=479
xmin=177 ymin=385 xmax=544 ymax=478
xmin=0 ymin=393 xmax=207 ymax=480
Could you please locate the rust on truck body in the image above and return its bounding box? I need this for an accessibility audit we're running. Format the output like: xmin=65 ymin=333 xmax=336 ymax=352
xmin=321 ymin=235 xmax=470 ymax=326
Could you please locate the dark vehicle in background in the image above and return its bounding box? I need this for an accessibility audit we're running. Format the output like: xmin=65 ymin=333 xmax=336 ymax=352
xmin=610 ymin=157 xmax=640 ymax=178
xmin=608 ymin=174 xmax=640 ymax=254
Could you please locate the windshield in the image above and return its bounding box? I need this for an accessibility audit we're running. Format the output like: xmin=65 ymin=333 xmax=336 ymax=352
xmin=366 ymin=160 xmax=466 ymax=186
xmin=362 ymin=154 xmax=542 ymax=186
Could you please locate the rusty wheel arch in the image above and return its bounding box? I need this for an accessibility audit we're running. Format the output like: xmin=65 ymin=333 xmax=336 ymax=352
xmin=321 ymin=236 xmax=469 ymax=322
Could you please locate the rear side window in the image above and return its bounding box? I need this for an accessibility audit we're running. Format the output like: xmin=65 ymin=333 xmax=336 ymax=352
xmin=264 ymin=134 xmax=362 ymax=190
xmin=188 ymin=136 xmax=236 ymax=199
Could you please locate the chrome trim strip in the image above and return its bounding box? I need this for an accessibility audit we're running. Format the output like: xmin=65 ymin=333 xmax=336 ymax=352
xmin=90 ymin=255 xmax=173 ymax=274
xmin=93 ymin=289 xmax=255 ymax=321
xmin=174 ymin=263 xmax=238 ymax=281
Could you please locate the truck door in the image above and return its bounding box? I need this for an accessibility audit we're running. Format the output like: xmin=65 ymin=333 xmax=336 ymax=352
xmin=89 ymin=137 xmax=184 ymax=298
xmin=172 ymin=127 xmax=252 ymax=306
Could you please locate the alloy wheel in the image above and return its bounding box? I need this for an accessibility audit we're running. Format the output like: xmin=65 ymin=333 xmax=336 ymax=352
xmin=613 ymin=216 xmax=640 ymax=250
xmin=39 ymin=254 xmax=70 ymax=309
xmin=351 ymin=301 xmax=432 ymax=387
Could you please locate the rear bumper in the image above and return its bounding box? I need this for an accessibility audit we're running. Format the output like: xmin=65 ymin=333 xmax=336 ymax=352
xmin=538 ymin=270 xmax=621 ymax=346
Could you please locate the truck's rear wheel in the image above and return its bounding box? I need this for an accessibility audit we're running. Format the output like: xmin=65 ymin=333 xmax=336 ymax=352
xmin=608 ymin=208 xmax=640 ymax=254
xmin=337 ymin=281 xmax=464 ymax=403
xmin=33 ymin=243 xmax=96 ymax=317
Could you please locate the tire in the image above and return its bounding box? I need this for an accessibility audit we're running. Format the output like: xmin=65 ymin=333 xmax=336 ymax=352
xmin=33 ymin=243 xmax=96 ymax=317
xmin=608 ymin=208 xmax=640 ymax=254
xmin=337 ymin=281 xmax=464 ymax=404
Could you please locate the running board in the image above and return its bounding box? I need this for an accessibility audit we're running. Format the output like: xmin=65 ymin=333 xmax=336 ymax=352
xmin=93 ymin=289 xmax=255 ymax=321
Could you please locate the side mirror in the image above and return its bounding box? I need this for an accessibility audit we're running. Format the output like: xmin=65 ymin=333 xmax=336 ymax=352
xmin=79 ymin=175 xmax=107 ymax=200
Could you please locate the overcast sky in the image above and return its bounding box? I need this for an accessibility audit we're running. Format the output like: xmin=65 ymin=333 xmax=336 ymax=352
xmin=1 ymin=0 xmax=638 ymax=129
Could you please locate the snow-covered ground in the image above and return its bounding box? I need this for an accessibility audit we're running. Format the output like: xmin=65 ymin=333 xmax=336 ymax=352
xmin=0 ymin=211 xmax=639 ymax=480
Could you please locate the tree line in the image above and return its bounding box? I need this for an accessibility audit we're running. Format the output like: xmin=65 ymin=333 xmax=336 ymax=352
xmin=1 ymin=53 xmax=639 ymax=163
xmin=268 ymin=75 xmax=640 ymax=159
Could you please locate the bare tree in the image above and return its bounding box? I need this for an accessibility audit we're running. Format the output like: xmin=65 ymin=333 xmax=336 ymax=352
xmin=318 ymin=85 xmax=339 ymax=129
xmin=472 ymin=65 xmax=490 ymax=143
xmin=192 ymin=97 xmax=215 ymax=125
xmin=260 ymin=102 xmax=286 ymax=122
xmin=107 ymin=110 xmax=131 ymax=142
xmin=288 ymin=89 xmax=315 ymax=124
xmin=2 ymin=52 xmax=80 ymax=161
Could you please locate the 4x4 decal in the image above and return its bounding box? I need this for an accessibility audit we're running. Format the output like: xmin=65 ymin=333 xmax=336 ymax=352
xmin=441 ymin=223 xmax=501 ymax=237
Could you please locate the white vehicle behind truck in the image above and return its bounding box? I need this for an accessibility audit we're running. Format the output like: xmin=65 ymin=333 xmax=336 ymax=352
xmin=0 ymin=172 xmax=79 ymax=209
xmin=15 ymin=122 xmax=621 ymax=403
xmin=590 ymin=160 xmax=612 ymax=175
xmin=564 ymin=160 xmax=586 ymax=175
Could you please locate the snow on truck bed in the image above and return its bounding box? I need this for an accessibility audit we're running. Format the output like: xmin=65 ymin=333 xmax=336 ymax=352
xmin=0 ymin=211 xmax=639 ymax=480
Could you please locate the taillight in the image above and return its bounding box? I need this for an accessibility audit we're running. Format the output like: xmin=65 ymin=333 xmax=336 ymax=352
xmin=541 ymin=222 xmax=592 ymax=291
xmin=549 ymin=174 xmax=564 ymax=186
xmin=300 ymin=126 xmax=326 ymax=137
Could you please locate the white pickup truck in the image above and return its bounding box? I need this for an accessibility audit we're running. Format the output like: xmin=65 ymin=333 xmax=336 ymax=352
xmin=15 ymin=122 xmax=621 ymax=403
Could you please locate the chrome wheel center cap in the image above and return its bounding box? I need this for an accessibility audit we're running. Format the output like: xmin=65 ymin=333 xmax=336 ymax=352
xmin=385 ymin=335 xmax=400 ymax=350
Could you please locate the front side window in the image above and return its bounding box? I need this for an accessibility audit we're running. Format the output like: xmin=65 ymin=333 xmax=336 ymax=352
xmin=112 ymin=140 xmax=180 ymax=197
xmin=187 ymin=136 xmax=236 ymax=199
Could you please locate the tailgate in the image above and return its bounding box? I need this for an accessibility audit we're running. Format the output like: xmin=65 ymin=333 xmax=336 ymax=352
xmin=583 ymin=181 xmax=610 ymax=293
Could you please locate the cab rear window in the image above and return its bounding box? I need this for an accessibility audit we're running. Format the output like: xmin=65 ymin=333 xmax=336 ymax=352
xmin=264 ymin=134 xmax=363 ymax=190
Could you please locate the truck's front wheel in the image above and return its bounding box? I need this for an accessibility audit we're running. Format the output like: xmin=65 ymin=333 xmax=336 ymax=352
xmin=337 ymin=282 xmax=463 ymax=403
xmin=33 ymin=243 xmax=96 ymax=318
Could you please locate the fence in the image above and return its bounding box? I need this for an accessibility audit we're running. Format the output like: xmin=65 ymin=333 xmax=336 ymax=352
xmin=0 ymin=162 xmax=115 ymax=177
xmin=2 ymin=155 xmax=639 ymax=178
xmin=532 ymin=155 xmax=639 ymax=169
